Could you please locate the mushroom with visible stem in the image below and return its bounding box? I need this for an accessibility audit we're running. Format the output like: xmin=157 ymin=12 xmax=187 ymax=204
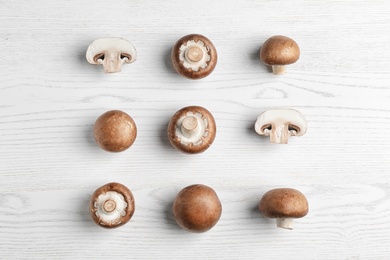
xmin=94 ymin=110 xmax=137 ymax=152
xmin=260 ymin=35 xmax=300 ymax=75
xmin=167 ymin=106 xmax=216 ymax=154
xmin=259 ymin=188 xmax=308 ymax=230
xmin=171 ymin=34 xmax=217 ymax=79
xmin=173 ymin=184 xmax=222 ymax=233
xmin=254 ymin=108 xmax=307 ymax=144
xmin=90 ymin=182 xmax=135 ymax=229
xmin=86 ymin=38 xmax=137 ymax=73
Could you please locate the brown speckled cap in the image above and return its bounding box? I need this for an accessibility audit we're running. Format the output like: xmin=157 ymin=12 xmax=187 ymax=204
xmin=173 ymin=184 xmax=222 ymax=233
xmin=259 ymin=188 xmax=308 ymax=218
xmin=94 ymin=110 xmax=137 ymax=152
xmin=260 ymin=35 xmax=300 ymax=66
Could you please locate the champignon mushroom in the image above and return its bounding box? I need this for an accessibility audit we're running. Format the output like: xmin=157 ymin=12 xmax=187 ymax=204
xmin=90 ymin=182 xmax=135 ymax=228
xmin=259 ymin=188 xmax=308 ymax=230
xmin=171 ymin=34 xmax=217 ymax=79
xmin=86 ymin=38 xmax=137 ymax=73
xmin=167 ymin=106 xmax=216 ymax=154
xmin=94 ymin=110 xmax=137 ymax=152
xmin=259 ymin=35 xmax=300 ymax=75
xmin=173 ymin=184 xmax=222 ymax=233
xmin=254 ymin=108 xmax=307 ymax=144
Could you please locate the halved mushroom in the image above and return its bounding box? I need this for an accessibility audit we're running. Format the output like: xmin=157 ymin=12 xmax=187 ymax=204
xmin=86 ymin=38 xmax=137 ymax=73
xmin=168 ymin=106 xmax=216 ymax=154
xmin=260 ymin=35 xmax=300 ymax=75
xmin=259 ymin=188 xmax=308 ymax=230
xmin=90 ymin=182 xmax=135 ymax=229
xmin=171 ymin=34 xmax=217 ymax=79
xmin=254 ymin=108 xmax=307 ymax=144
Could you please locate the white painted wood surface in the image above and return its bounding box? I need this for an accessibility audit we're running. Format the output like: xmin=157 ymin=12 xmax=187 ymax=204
xmin=1 ymin=0 xmax=390 ymax=259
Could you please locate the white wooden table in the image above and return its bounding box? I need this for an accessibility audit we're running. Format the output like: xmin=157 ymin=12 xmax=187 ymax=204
xmin=1 ymin=1 xmax=390 ymax=259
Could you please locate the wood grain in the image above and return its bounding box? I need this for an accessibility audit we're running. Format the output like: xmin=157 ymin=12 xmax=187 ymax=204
xmin=1 ymin=0 xmax=390 ymax=259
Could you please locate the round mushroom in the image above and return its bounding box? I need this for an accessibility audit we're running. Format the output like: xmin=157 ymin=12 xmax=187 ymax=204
xmin=259 ymin=188 xmax=308 ymax=230
xmin=94 ymin=110 xmax=137 ymax=152
xmin=167 ymin=106 xmax=216 ymax=154
xmin=173 ymin=184 xmax=222 ymax=233
xmin=90 ymin=182 xmax=135 ymax=228
xmin=259 ymin=35 xmax=300 ymax=75
xmin=171 ymin=34 xmax=217 ymax=79
xmin=86 ymin=37 xmax=137 ymax=73
xmin=254 ymin=108 xmax=307 ymax=144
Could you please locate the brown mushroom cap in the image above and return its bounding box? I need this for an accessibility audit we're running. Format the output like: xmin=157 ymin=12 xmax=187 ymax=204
xmin=167 ymin=106 xmax=216 ymax=154
xmin=89 ymin=182 xmax=135 ymax=229
xmin=171 ymin=34 xmax=217 ymax=79
xmin=94 ymin=110 xmax=137 ymax=152
xmin=260 ymin=35 xmax=300 ymax=66
xmin=173 ymin=184 xmax=222 ymax=233
xmin=259 ymin=188 xmax=308 ymax=219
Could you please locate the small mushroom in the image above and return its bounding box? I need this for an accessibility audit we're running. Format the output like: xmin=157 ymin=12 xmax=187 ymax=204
xmin=94 ymin=110 xmax=137 ymax=152
xmin=259 ymin=35 xmax=300 ymax=75
xmin=254 ymin=108 xmax=307 ymax=144
xmin=86 ymin=37 xmax=137 ymax=73
xmin=90 ymin=182 xmax=135 ymax=228
xmin=173 ymin=184 xmax=222 ymax=233
xmin=168 ymin=106 xmax=216 ymax=154
xmin=171 ymin=34 xmax=217 ymax=79
xmin=259 ymin=188 xmax=308 ymax=230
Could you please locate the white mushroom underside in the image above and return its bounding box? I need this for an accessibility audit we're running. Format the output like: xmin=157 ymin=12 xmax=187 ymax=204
xmin=94 ymin=191 xmax=128 ymax=225
xmin=175 ymin=112 xmax=209 ymax=146
xmin=179 ymin=40 xmax=210 ymax=71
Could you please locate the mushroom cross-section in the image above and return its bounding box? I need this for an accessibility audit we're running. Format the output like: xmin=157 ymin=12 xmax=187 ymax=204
xmin=259 ymin=188 xmax=308 ymax=230
xmin=86 ymin=37 xmax=137 ymax=73
xmin=168 ymin=106 xmax=216 ymax=154
xmin=260 ymin=35 xmax=300 ymax=75
xmin=94 ymin=110 xmax=137 ymax=152
xmin=90 ymin=182 xmax=135 ymax=229
xmin=173 ymin=184 xmax=222 ymax=233
xmin=254 ymin=108 xmax=307 ymax=144
xmin=171 ymin=34 xmax=217 ymax=79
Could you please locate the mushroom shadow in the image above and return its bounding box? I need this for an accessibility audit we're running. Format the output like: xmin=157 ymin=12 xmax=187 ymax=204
xmin=77 ymin=192 xmax=96 ymax=231
xmin=159 ymin=120 xmax=177 ymax=153
xmin=163 ymin=46 xmax=176 ymax=75
xmin=250 ymin=45 xmax=272 ymax=73
xmin=77 ymin=43 xmax=102 ymax=74
xmin=246 ymin=120 xmax=270 ymax=147
xmin=164 ymin=201 xmax=182 ymax=231
xmin=84 ymin=123 xmax=98 ymax=151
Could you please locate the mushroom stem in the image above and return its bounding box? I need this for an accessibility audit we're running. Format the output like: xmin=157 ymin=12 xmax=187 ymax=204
xmin=103 ymin=53 xmax=122 ymax=73
xmin=276 ymin=218 xmax=294 ymax=230
xmin=271 ymin=65 xmax=286 ymax=75
xmin=103 ymin=199 xmax=117 ymax=213
xmin=185 ymin=46 xmax=204 ymax=63
xmin=270 ymin=124 xmax=289 ymax=144
xmin=181 ymin=116 xmax=200 ymax=138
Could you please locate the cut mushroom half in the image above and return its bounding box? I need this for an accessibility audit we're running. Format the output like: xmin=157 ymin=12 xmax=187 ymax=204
xmin=168 ymin=106 xmax=216 ymax=154
xmin=90 ymin=182 xmax=135 ymax=228
xmin=171 ymin=34 xmax=217 ymax=79
xmin=86 ymin=38 xmax=137 ymax=73
xmin=260 ymin=35 xmax=300 ymax=75
xmin=259 ymin=188 xmax=309 ymax=230
xmin=254 ymin=108 xmax=307 ymax=144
